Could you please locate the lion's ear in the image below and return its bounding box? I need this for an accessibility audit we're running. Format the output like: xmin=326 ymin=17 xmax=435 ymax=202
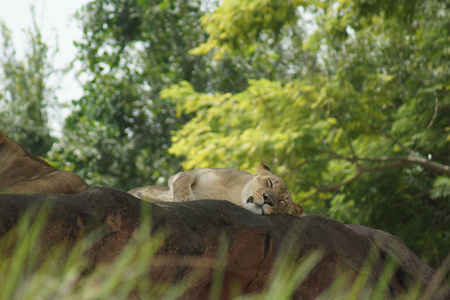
xmin=0 ymin=132 xmax=4 ymax=144
xmin=291 ymin=203 xmax=303 ymax=217
xmin=258 ymin=161 xmax=272 ymax=175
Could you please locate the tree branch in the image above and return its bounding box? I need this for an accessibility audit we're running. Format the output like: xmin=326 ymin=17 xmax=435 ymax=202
xmin=315 ymin=151 xmax=450 ymax=193
xmin=373 ymin=126 xmax=419 ymax=157
xmin=425 ymin=93 xmax=439 ymax=131
xmin=316 ymin=171 xmax=363 ymax=193
xmin=335 ymin=117 xmax=357 ymax=162
xmin=319 ymin=148 xmax=356 ymax=163
xmin=316 ymin=161 xmax=410 ymax=193
xmin=355 ymin=156 xmax=450 ymax=174
xmin=318 ymin=147 xmax=450 ymax=175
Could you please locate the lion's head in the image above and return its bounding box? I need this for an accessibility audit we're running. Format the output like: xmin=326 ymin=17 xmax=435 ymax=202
xmin=243 ymin=162 xmax=303 ymax=217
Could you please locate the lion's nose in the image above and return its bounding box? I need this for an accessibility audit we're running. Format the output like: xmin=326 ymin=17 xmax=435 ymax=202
xmin=263 ymin=192 xmax=275 ymax=206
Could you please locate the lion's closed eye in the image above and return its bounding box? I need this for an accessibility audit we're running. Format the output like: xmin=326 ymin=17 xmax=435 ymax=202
xmin=267 ymin=178 xmax=274 ymax=188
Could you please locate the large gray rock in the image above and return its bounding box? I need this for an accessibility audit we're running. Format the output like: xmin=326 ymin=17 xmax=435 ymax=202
xmin=0 ymin=187 xmax=448 ymax=299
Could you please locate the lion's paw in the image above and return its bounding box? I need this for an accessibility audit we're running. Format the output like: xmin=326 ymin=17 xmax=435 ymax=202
xmin=173 ymin=191 xmax=196 ymax=202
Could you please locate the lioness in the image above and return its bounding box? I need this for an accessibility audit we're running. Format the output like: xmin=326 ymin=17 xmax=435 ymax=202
xmin=0 ymin=131 xmax=88 ymax=194
xmin=128 ymin=162 xmax=303 ymax=217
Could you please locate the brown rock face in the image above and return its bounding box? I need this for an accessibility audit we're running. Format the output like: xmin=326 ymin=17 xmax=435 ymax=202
xmin=0 ymin=187 xmax=448 ymax=299
xmin=0 ymin=131 xmax=88 ymax=194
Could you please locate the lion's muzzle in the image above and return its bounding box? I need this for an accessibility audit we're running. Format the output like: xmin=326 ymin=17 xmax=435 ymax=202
xmin=263 ymin=191 xmax=275 ymax=206
xmin=247 ymin=190 xmax=276 ymax=206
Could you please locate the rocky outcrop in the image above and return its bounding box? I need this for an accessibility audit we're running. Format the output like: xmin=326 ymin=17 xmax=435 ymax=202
xmin=0 ymin=187 xmax=448 ymax=299
xmin=0 ymin=131 xmax=88 ymax=194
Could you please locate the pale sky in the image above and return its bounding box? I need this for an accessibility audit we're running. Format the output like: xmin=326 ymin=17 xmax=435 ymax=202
xmin=0 ymin=0 xmax=90 ymax=136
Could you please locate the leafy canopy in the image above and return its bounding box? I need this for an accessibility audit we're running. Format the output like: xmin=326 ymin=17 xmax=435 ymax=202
xmin=54 ymin=0 xmax=318 ymax=190
xmin=0 ymin=18 xmax=58 ymax=156
xmin=164 ymin=0 xmax=450 ymax=268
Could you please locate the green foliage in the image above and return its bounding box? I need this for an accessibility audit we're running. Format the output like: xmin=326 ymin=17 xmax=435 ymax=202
xmin=0 ymin=18 xmax=57 ymax=156
xmin=191 ymin=0 xmax=307 ymax=59
xmin=52 ymin=0 xmax=210 ymax=189
xmin=54 ymin=0 xmax=318 ymax=190
xmin=165 ymin=0 xmax=450 ymax=269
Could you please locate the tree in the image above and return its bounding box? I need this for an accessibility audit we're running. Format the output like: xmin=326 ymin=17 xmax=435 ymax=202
xmin=54 ymin=0 xmax=316 ymax=190
xmin=0 ymin=18 xmax=58 ymax=157
xmin=163 ymin=0 xmax=450 ymax=268
xmin=52 ymin=0 xmax=210 ymax=189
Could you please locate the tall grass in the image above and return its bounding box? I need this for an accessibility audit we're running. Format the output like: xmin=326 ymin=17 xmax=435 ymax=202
xmin=0 ymin=205 xmax=189 ymax=299
xmin=0 ymin=208 xmax=448 ymax=299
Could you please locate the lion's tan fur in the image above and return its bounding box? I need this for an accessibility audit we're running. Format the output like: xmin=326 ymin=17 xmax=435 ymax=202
xmin=128 ymin=162 xmax=303 ymax=217
xmin=0 ymin=131 xmax=88 ymax=194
